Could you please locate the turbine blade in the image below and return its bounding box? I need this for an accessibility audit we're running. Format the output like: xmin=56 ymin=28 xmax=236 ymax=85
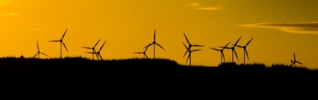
xmin=154 ymin=29 xmax=156 ymax=41
xmin=145 ymin=54 xmax=148 ymax=59
xmin=234 ymin=36 xmax=242 ymax=46
xmin=294 ymin=53 xmax=296 ymax=61
xmin=143 ymin=43 xmax=152 ymax=49
xmin=210 ymin=47 xmax=220 ymax=51
xmin=95 ymin=53 xmax=100 ymax=59
xmin=86 ymin=52 xmax=95 ymax=54
xmin=192 ymin=44 xmax=204 ymax=47
xmin=144 ymin=45 xmax=151 ymax=52
xmin=41 ymin=52 xmax=49 ymax=57
xmin=233 ymin=50 xmax=239 ymax=62
xmin=221 ymin=52 xmax=225 ymax=61
xmin=62 ymin=42 xmax=68 ymax=52
xmin=246 ymin=37 xmax=254 ymax=46
xmin=99 ymin=55 xmax=103 ymax=60
xmin=156 ymin=43 xmax=165 ymax=50
xmin=192 ymin=49 xmax=202 ymax=52
xmin=32 ymin=53 xmax=38 ymax=58
xmin=61 ymin=28 xmax=68 ymax=39
xmin=297 ymin=61 xmax=302 ymax=64
xmin=245 ymin=49 xmax=249 ymax=60
xmin=48 ymin=40 xmax=59 ymax=42
xmin=99 ymin=41 xmax=106 ymax=51
xmin=224 ymin=42 xmax=231 ymax=47
xmin=134 ymin=52 xmax=143 ymax=54
xmin=186 ymin=53 xmax=190 ymax=63
xmin=182 ymin=42 xmax=188 ymax=49
xmin=82 ymin=46 xmax=92 ymax=49
xmin=290 ymin=63 xmax=294 ymax=67
xmin=183 ymin=33 xmax=190 ymax=44
xmin=144 ymin=47 xmax=149 ymax=52
xmin=94 ymin=38 xmax=102 ymax=47
xmin=182 ymin=42 xmax=189 ymax=58
xmin=37 ymin=41 xmax=39 ymax=51
xmin=236 ymin=45 xmax=244 ymax=48
xmin=183 ymin=49 xmax=189 ymax=58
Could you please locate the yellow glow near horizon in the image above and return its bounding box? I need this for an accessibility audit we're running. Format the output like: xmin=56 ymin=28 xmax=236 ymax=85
xmin=1 ymin=0 xmax=318 ymax=68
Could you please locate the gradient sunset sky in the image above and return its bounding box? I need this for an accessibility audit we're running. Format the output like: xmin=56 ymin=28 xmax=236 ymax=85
xmin=1 ymin=0 xmax=318 ymax=68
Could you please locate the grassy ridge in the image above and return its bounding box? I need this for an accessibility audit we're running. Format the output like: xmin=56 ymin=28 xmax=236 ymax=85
xmin=0 ymin=57 xmax=317 ymax=96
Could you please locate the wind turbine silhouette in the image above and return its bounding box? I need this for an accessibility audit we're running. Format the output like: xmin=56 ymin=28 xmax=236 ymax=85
xmin=48 ymin=28 xmax=69 ymax=58
xmin=183 ymin=42 xmax=202 ymax=66
xmin=86 ymin=40 xmax=106 ymax=60
xmin=290 ymin=53 xmax=302 ymax=67
xmin=148 ymin=29 xmax=165 ymax=59
xmin=183 ymin=33 xmax=204 ymax=58
xmin=82 ymin=38 xmax=101 ymax=60
xmin=224 ymin=36 xmax=241 ymax=62
xmin=235 ymin=37 xmax=254 ymax=64
xmin=33 ymin=41 xmax=49 ymax=59
xmin=210 ymin=42 xmax=230 ymax=63
xmin=134 ymin=43 xmax=152 ymax=59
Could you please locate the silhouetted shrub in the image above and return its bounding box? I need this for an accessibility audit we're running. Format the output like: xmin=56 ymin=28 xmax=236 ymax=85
xmin=219 ymin=62 xmax=237 ymax=67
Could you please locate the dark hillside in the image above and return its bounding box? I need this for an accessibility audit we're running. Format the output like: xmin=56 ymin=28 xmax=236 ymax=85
xmin=0 ymin=57 xmax=317 ymax=97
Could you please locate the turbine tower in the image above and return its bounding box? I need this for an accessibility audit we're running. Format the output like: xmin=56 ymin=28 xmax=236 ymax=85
xmin=183 ymin=42 xmax=202 ymax=66
xmin=48 ymin=28 xmax=69 ymax=58
xmin=236 ymin=37 xmax=254 ymax=64
xmin=148 ymin=29 xmax=165 ymax=59
xmin=82 ymin=38 xmax=102 ymax=60
xmin=33 ymin=41 xmax=49 ymax=59
xmin=210 ymin=42 xmax=230 ymax=63
xmin=290 ymin=53 xmax=302 ymax=67
xmin=225 ymin=36 xmax=241 ymax=62
xmin=134 ymin=43 xmax=152 ymax=59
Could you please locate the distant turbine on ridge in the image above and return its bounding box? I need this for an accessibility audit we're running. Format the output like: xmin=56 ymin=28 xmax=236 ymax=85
xmin=33 ymin=41 xmax=49 ymax=59
xmin=82 ymin=38 xmax=101 ymax=60
xmin=225 ymin=36 xmax=241 ymax=62
xmin=134 ymin=43 xmax=152 ymax=59
xmin=210 ymin=42 xmax=230 ymax=63
xmin=48 ymin=28 xmax=69 ymax=58
xmin=183 ymin=33 xmax=204 ymax=58
xmin=148 ymin=29 xmax=165 ymax=59
xmin=290 ymin=53 xmax=302 ymax=67
xmin=183 ymin=42 xmax=202 ymax=66
xmin=86 ymin=40 xmax=106 ymax=60
xmin=236 ymin=37 xmax=254 ymax=64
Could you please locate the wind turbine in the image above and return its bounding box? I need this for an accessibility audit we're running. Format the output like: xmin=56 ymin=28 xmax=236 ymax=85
xmin=33 ymin=41 xmax=49 ymax=59
xmin=86 ymin=40 xmax=106 ymax=60
xmin=290 ymin=53 xmax=302 ymax=67
xmin=210 ymin=42 xmax=230 ymax=63
xmin=182 ymin=42 xmax=202 ymax=66
xmin=134 ymin=43 xmax=152 ymax=59
xmin=48 ymin=28 xmax=69 ymax=58
xmin=148 ymin=29 xmax=165 ymax=59
xmin=82 ymin=38 xmax=101 ymax=60
xmin=225 ymin=36 xmax=242 ymax=62
xmin=183 ymin=33 xmax=204 ymax=58
xmin=235 ymin=37 xmax=254 ymax=64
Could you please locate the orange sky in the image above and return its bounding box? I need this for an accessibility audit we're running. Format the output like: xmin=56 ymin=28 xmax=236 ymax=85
xmin=1 ymin=0 xmax=318 ymax=68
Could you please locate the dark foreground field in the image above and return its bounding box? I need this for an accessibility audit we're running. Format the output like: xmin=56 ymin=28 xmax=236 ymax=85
xmin=0 ymin=57 xmax=317 ymax=97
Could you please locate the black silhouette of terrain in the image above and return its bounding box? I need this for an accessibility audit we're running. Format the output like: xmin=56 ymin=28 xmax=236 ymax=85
xmin=0 ymin=57 xmax=317 ymax=97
